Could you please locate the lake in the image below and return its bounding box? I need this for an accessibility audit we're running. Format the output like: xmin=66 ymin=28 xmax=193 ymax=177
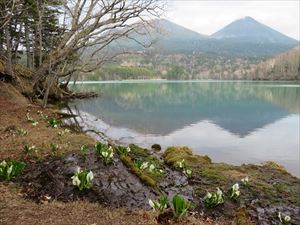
xmin=69 ymin=80 xmax=300 ymax=177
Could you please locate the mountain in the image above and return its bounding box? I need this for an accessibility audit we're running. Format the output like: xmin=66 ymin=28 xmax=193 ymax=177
xmin=211 ymin=16 xmax=298 ymax=45
xmin=105 ymin=18 xmax=298 ymax=57
xmin=147 ymin=18 xmax=298 ymax=56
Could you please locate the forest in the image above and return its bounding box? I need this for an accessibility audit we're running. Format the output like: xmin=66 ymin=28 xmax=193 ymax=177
xmin=0 ymin=0 xmax=162 ymax=106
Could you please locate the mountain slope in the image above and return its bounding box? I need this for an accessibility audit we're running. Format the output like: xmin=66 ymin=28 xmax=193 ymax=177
xmin=211 ymin=16 xmax=298 ymax=45
xmin=152 ymin=19 xmax=207 ymax=41
xmin=252 ymin=45 xmax=300 ymax=80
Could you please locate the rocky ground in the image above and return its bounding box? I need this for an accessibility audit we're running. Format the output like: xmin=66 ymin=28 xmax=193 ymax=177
xmin=0 ymin=81 xmax=300 ymax=225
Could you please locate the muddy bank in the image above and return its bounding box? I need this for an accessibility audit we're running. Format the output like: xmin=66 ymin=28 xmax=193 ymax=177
xmin=16 ymin=144 xmax=300 ymax=224
xmin=19 ymin=147 xmax=193 ymax=209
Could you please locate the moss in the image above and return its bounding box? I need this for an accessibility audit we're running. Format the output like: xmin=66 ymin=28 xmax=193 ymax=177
xmin=163 ymin=146 xmax=211 ymax=166
xmin=120 ymin=155 xmax=157 ymax=187
xmin=129 ymin=144 xmax=151 ymax=158
xmin=263 ymin=161 xmax=289 ymax=173
xmin=199 ymin=167 xmax=227 ymax=182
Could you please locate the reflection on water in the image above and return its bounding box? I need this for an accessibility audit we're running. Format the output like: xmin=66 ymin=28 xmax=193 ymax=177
xmin=69 ymin=81 xmax=300 ymax=176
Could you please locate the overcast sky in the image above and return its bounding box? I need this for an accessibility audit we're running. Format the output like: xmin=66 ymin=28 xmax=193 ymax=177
xmin=163 ymin=0 xmax=300 ymax=40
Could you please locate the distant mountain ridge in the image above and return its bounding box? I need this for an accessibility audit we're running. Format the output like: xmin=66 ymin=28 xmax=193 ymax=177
xmin=211 ymin=16 xmax=298 ymax=45
xmin=108 ymin=17 xmax=298 ymax=57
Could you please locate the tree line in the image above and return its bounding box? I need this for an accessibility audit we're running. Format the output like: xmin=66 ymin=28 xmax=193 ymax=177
xmin=0 ymin=0 xmax=162 ymax=106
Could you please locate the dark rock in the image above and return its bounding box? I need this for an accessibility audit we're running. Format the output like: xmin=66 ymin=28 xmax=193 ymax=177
xmin=151 ymin=144 xmax=162 ymax=151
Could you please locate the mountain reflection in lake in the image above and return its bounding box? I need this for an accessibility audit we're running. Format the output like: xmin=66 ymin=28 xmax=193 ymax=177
xmin=68 ymin=81 xmax=300 ymax=176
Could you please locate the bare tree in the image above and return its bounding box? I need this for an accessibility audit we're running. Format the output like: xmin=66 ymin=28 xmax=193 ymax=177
xmin=32 ymin=0 xmax=164 ymax=106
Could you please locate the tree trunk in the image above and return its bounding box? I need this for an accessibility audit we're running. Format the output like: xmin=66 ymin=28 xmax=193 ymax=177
xmin=43 ymin=74 xmax=57 ymax=108
xmin=4 ymin=23 xmax=14 ymax=78
xmin=0 ymin=28 xmax=4 ymax=57
xmin=37 ymin=0 xmax=43 ymax=67
xmin=25 ymin=21 xmax=32 ymax=68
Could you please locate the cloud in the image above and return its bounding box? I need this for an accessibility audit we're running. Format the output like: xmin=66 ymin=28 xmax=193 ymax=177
xmin=164 ymin=0 xmax=300 ymax=40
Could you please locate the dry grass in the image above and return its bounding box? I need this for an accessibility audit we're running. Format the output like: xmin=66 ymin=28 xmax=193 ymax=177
xmin=0 ymin=183 xmax=228 ymax=225
xmin=0 ymin=183 xmax=157 ymax=225
xmin=0 ymin=93 xmax=95 ymax=160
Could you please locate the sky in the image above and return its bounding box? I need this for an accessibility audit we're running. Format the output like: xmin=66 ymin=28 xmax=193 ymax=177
xmin=163 ymin=0 xmax=300 ymax=40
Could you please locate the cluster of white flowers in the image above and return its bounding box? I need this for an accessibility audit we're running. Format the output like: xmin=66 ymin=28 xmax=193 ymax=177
xmin=148 ymin=199 xmax=167 ymax=211
xmin=204 ymin=187 xmax=224 ymax=208
xmin=0 ymin=161 xmax=12 ymax=176
xmin=58 ymin=128 xmax=70 ymax=136
xmin=71 ymin=168 xmax=94 ymax=191
xmin=176 ymin=159 xmax=192 ymax=178
xmin=148 ymin=196 xmax=168 ymax=212
xmin=126 ymin=146 xmax=131 ymax=153
xmin=139 ymin=161 xmax=163 ymax=174
xmin=101 ymin=146 xmax=114 ymax=159
xmin=26 ymin=113 xmax=39 ymax=126
xmin=141 ymin=162 xmax=154 ymax=172
xmin=229 ymin=183 xmax=240 ymax=200
xmin=241 ymin=176 xmax=249 ymax=185
xmin=176 ymin=159 xmax=185 ymax=168
xmin=24 ymin=145 xmax=36 ymax=153
xmin=0 ymin=160 xmax=25 ymax=181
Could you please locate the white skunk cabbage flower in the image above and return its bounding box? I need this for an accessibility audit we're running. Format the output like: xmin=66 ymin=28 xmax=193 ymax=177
xmin=0 ymin=160 xmax=7 ymax=167
xmin=241 ymin=177 xmax=249 ymax=185
xmin=102 ymin=151 xmax=109 ymax=158
xmin=87 ymin=171 xmax=94 ymax=182
xmin=7 ymin=165 xmax=13 ymax=176
xmin=177 ymin=159 xmax=185 ymax=168
xmin=185 ymin=169 xmax=192 ymax=176
xmin=232 ymin=183 xmax=239 ymax=191
xmin=71 ymin=174 xmax=81 ymax=186
xmin=217 ymin=188 xmax=223 ymax=196
xmin=205 ymin=192 xmax=212 ymax=199
xmin=149 ymin=164 xmax=155 ymax=172
xmin=140 ymin=162 xmax=149 ymax=170
xmin=76 ymin=167 xmax=81 ymax=173
xmin=284 ymin=215 xmax=291 ymax=222
xmin=278 ymin=212 xmax=291 ymax=223
xmin=148 ymin=199 xmax=155 ymax=208
xmin=126 ymin=146 xmax=131 ymax=153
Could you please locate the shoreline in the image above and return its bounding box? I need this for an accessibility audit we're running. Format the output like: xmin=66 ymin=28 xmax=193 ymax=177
xmin=70 ymin=79 xmax=300 ymax=85
xmin=64 ymin=108 xmax=300 ymax=177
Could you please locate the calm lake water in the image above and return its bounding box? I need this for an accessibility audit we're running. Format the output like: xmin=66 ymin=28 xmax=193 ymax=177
xmin=69 ymin=80 xmax=300 ymax=176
